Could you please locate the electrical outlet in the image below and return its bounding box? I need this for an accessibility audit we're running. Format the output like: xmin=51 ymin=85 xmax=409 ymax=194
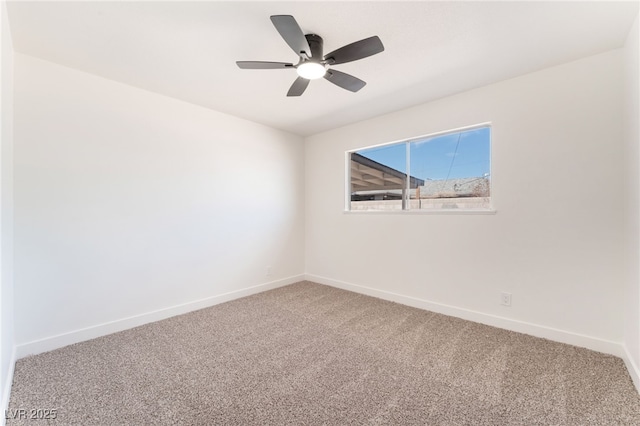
xmin=501 ymin=292 xmax=512 ymax=307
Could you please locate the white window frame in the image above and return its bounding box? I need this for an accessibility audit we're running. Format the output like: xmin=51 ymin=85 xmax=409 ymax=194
xmin=345 ymin=123 xmax=495 ymax=214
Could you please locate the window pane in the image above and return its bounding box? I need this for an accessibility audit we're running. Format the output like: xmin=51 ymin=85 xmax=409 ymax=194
xmin=409 ymin=127 xmax=491 ymax=210
xmin=350 ymin=144 xmax=408 ymax=211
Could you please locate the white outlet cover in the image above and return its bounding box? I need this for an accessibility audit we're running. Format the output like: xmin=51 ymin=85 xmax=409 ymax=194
xmin=501 ymin=292 xmax=512 ymax=306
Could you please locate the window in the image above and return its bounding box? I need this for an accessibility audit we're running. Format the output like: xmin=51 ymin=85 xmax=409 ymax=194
xmin=347 ymin=125 xmax=491 ymax=212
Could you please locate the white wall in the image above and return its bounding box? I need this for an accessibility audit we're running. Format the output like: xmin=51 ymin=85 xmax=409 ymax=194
xmin=13 ymin=54 xmax=305 ymax=352
xmin=624 ymin=14 xmax=640 ymax=386
xmin=0 ymin=0 xmax=14 ymax=416
xmin=306 ymin=50 xmax=625 ymax=353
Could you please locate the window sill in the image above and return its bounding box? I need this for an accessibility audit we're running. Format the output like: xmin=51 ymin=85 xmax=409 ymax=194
xmin=343 ymin=209 xmax=497 ymax=215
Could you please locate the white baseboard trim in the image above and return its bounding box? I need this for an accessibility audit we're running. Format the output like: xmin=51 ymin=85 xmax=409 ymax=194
xmin=15 ymin=275 xmax=304 ymax=360
xmin=623 ymin=344 xmax=640 ymax=394
xmin=305 ymin=274 xmax=625 ymax=358
xmin=1 ymin=346 xmax=17 ymax=426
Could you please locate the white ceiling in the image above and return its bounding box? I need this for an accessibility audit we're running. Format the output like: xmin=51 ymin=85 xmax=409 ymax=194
xmin=6 ymin=1 xmax=639 ymax=136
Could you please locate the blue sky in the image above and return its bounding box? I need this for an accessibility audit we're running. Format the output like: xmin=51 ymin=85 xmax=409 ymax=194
xmin=356 ymin=127 xmax=490 ymax=180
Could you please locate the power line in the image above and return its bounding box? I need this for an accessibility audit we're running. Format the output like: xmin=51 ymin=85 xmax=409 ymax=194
xmin=440 ymin=132 xmax=462 ymax=193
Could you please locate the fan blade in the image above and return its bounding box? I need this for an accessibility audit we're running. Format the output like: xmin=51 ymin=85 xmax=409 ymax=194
xmin=324 ymin=36 xmax=384 ymax=65
xmin=270 ymin=15 xmax=312 ymax=58
xmin=324 ymin=69 xmax=366 ymax=92
xmin=236 ymin=61 xmax=293 ymax=69
xmin=287 ymin=77 xmax=310 ymax=97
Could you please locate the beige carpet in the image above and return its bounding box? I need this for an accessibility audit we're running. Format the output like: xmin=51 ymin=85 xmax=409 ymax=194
xmin=7 ymin=281 xmax=640 ymax=425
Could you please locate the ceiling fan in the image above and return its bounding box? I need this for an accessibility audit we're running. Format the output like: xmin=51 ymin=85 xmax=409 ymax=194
xmin=236 ymin=15 xmax=384 ymax=97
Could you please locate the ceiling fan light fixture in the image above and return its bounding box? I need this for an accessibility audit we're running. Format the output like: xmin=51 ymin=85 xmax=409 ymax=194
xmin=296 ymin=62 xmax=326 ymax=80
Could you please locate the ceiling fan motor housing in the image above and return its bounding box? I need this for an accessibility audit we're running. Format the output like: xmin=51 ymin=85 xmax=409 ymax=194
xmin=305 ymin=34 xmax=324 ymax=60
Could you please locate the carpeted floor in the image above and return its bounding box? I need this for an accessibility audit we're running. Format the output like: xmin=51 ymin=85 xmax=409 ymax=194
xmin=7 ymin=281 xmax=640 ymax=425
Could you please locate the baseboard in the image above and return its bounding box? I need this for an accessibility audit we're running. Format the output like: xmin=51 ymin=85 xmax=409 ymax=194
xmin=623 ymin=344 xmax=640 ymax=394
xmin=1 ymin=346 xmax=16 ymax=426
xmin=15 ymin=275 xmax=304 ymax=359
xmin=12 ymin=273 xmax=634 ymax=391
xmin=306 ymin=274 xmax=624 ymax=358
